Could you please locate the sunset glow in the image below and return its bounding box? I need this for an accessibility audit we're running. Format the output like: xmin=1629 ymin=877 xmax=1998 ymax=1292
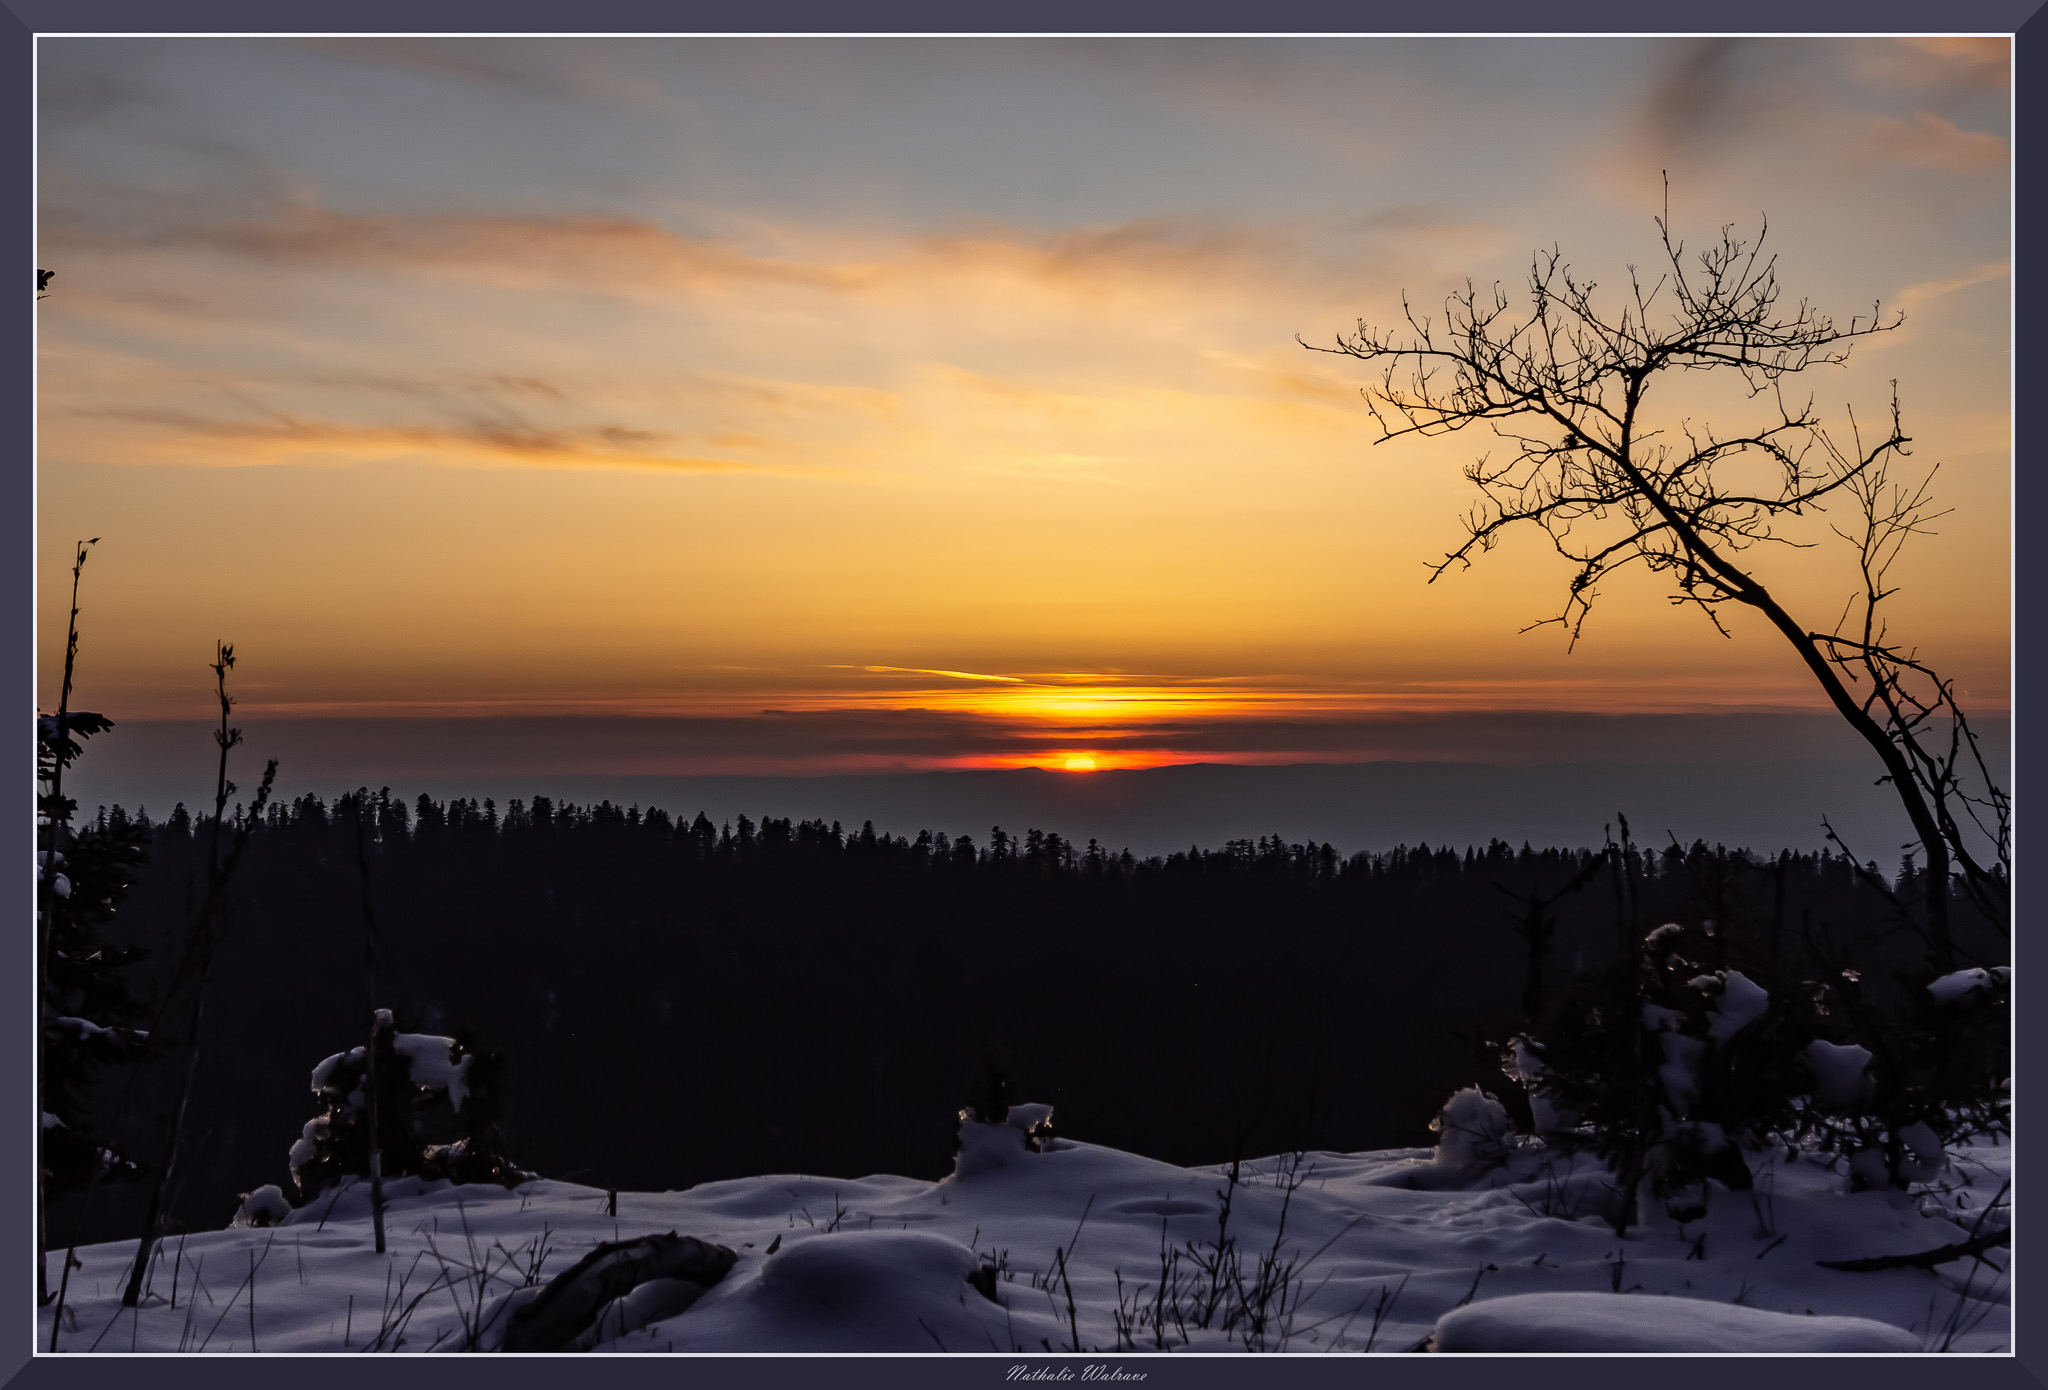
xmin=35 ymin=38 xmax=2009 ymax=778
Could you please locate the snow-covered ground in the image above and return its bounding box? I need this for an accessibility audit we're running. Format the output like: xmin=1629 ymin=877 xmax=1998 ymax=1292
xmin=39 ymin=1113 xmax=2010 ymax=1355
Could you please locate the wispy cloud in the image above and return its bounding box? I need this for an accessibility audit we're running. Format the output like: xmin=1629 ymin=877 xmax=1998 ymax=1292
xmin=80 ymin=406 xmax=788 ymax=474
xmin=1853 ymin=260 xmax=2010 ymax=356
xmin=848 ymin=665 xmax=1027 ymax=684
xmin=923 ymin=215 xmax=1304 ymax=292
xmin=46 ymin=185 xmax=880 ymax=294
xmin=49 ymin=172 xmax=1464 ymax=319
xmin=1877 ymin=37 xmax=2009 ymax=94
xmin=1862 ymin=109 xmax=2005 ymax=172
xmin=1894 ymin=261 xmax=2010 ymax=318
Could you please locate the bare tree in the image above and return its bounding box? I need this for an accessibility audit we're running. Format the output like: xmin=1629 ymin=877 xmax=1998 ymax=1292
xmin=114 ymin=644 xmax=276 ymax=1314
xmin=37 ymin=537 xmax=95 ymax=1304
xmin=1307 ymin=189 xmax=2006 ymax=968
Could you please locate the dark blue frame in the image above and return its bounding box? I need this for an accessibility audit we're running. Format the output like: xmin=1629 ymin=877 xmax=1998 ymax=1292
xmin=3 ymin=4 xmax=2038 ymax=1388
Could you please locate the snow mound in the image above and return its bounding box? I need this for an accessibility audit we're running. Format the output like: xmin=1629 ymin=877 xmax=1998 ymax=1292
xmin=1432 ymin=1291 xmax=1923 ymax=1352
xmin=32 ymin=1127 xmax=2010 ymax=1353
xmin=278 ymin=1172 xmax=522 ymax=1226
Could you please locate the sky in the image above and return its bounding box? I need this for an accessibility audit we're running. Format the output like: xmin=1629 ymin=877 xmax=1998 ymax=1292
xmin=35 ymin=36 xmax=2010 ymax=784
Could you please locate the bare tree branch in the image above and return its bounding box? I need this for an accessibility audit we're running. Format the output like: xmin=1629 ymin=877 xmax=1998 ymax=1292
xmin=1308 ymin=194 xmax=2006 ymax=966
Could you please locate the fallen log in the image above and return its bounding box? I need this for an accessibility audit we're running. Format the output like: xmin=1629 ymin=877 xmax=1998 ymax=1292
xmin=502 ymin=1231 xmax=737 ymax=1352
xmin=1816 ymin=1225 xmax=2009 ymax=1273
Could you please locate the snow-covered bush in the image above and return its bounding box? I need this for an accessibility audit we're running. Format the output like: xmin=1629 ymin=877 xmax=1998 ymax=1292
xmin=1788 ymin=958 xmax=2009 ymax=1190
xmin=1928 ymin=966 xmax=2008 ymax=1004
xmin=1501 ymin=879 xmax=2010 ymax=1216
xmin=1500 ymin=1036 xmax=1576 ymax=1136
xmin=230 ymin=1184 xmax=291 ymax=1228
xmin=1428 ymin=1087 xmax=1512 ymax=1169
xmin=949 ymin=1048 xmax=1060 ymax=1180
xmin=1503 ymin=920 xmax=1799 ymax=1223
xmin=289 ymin=1017 xmax=525 ymax=1202
xmin=1799 ymin=1039 xmax=1873 ymax=1111
xmin=951 ymin=1103 xmax=1060 ymax=1181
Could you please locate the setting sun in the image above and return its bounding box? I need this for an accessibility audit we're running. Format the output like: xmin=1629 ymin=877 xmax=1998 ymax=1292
xmin=1063 ymin=756 xmax=1099 ymax=772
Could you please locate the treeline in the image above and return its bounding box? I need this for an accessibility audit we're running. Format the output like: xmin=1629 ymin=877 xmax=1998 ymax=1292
xmin=65 ymin=789 xmax=1994 ymax=1244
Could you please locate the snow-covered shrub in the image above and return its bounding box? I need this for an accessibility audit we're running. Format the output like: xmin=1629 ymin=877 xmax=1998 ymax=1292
xmin=1788 ymin=959 xmax=2008 ymax=1190
xmin=1508 ymin=869 xmax=2010 ymax=1210
xmin=948 ymin=1046 xmax=1060 ymax=1179
xmin=1429 ymin=1087 xmax=1512 ymax=1169
xmin=1004 ymin=1101 xmax=1057 ymax=1144
xmin=1799 ymin=1040 xmax=1874 ymax=1111
xmin=951 ymin=1103 xmax=1059 ymax=1180
xmin=1704 ymin=969 xmax=1770 ymax=1043
xmin=1506 ymin=921 xmax=1798 ymax=1220
xmin=1928 ymin=966 xmax=2009 ymax=1005
xmin=230 ymin=1184 xmax=291 ymax=1228
xmin=288 ymin=1017 xmax=525 ymax=1202
xmin=1500 ymin=1036 xmax=1576 ymax=1136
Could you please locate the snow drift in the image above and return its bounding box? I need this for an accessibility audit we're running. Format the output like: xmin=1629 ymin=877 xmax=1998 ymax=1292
xmin=37 ymin=1112 xmax=2008 ymax=1354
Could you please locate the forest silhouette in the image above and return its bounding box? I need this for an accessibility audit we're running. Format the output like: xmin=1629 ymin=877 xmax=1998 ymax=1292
xmin=52 ymin=789 xmax=2003 ymax=1247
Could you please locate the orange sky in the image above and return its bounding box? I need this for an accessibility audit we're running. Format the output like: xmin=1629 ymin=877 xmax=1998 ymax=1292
xmin=36 ymin=37 xmax=2010 ymax=774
